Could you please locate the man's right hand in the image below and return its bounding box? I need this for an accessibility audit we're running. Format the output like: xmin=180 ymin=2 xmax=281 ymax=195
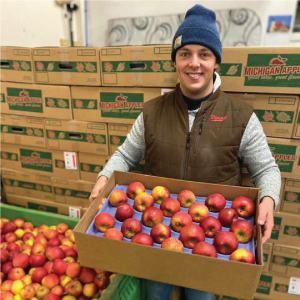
xmin=89 ymin=176 xmax=108 ymax=209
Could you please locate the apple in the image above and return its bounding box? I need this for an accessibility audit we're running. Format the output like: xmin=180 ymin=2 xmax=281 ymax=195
xmin=56 ymin=223 xmax=69 ymax=234
xmin=177 ymin=190 xmax=196 ymax=208
xmin=22 ymin=274 xmax=32 ymax=285
xmin=126 ymin=182 xmax=145 ymax=199
xmin=36 ymin=286 xmax=50 ymax=300
xmin=13 ymin=219 xmax=25 ymax=228
xmin=94 ymin=212 xmax=115 ymax=233
xmin=45 ymin=247 xmax=65 ymax=261
xmin=60 ymin=275 xmax=72 ymax=287
xmin=20 ymin=284 xmax=36 ymax=299
xmin=11 ymin=279 xmax=25 ymax=295
xmin=38 ymin=225 xmax=49 ymax=234
xmin=52 ymin=259 xmax=67 ymax=275
xmin=79 ymin=268 xmax=96 ymax=284
xmin=232 ymin=196 xmax=255 ymax=218
xmin=47 ymin=238 xmax=61 ymax=247
xmin=115 ymin=203 xmax=134 ymax=222
xmin=230 ymin=248 xmax=255 ymax=264
xmin=32 ymin=268 xmax=48 ymax=283
xmin=93 ymin=273 xmax=110 ymax=290
xmin=32 ymin=243 xmax=46 ymax=255
xmin=1 ymin=291 xmax=14 ymax=300
xmin=161 ymin=237 xmax=184 ymax=252
xmin=65 ymin=230 xmax=75 ymax=243
xmin=1 ymin=248 xmax=9 ymax=263
xmin=5 ymin=232 xmax=18 ymax=243
xmin=44 ymin=294 xmax=61 ymax=300
xmin=12 ymin=253 xmax=30 ymax=268
xmin=134 ymin=192 xmax=154 ymax=212
xmin=121 ymin=218 xmax=142 ymax=239
xmin=205 ymin=193 xmax=226 ymax=212
xmin=170 ymin=212 xmax=192 ymax=232
xmin=213 ymin=231 xmax=239 ymax=255
xmin=41 ymin=274 xmax=59 ymax=289
xmin=43 ymin=261 xmax=54 ymax=274
xmin=64 ymin=257 xmax=75 ymax=263
xmin=2 ymin=262 xmax=13 ymax=275
xmin=131 ymin=233 xmax=154 ymax=246
xmin=2 ymin=222 xmax=16 ymax=234
xmin=179 ymin=223 xmax=205 ymax=249
xmin=65 ymin=262 xmax=81 ymax=278
xmin=150 ymin=224 xmax=171 ymax=244
xmin=29 ymin=254 xmax=46 ymax=267
xmin=192 ymin=241 xmax=218 ymax=258
xmin=1 ymin=280 xmax=13 ymax=292
xmin=160 ymin=198 xmax=180 ymax=217
xmin=103 ymin=228 xmax=123 ymax=241
xmin=142 ymin=207 xmax=164 ymax=227
xmin=61 ymin=238 xmax=73 ymax=248
xmin=8 ymin=250 xmax=21 ymax=262
xmin=15 ymin=229 xmax=25 ymax=239
xmin=64 ymin=248 xmax=77 ymax=259
xmin=35 ymin=235 xmax=48 ymax=246
xmin=151 ymin=186 xmax=170 ymax=204
xmin=200 ymin=216 xmax=222 ymax=238
xmin=83 ymin=283 xmax=97 ymax=298
xmin=188 ymin=203 xmax=209 ymax=222
xmin=218 ymin=208 xmax=238 ymax=227
xmin=7 ymin=267 xmax=25 ymax=280
xmin=0 ymin=242 xmax=8 ymax=249
xmin=64 ymin=280 xmax=83 ymax=297
xmin=44 ymin=229 xmax=58 ymax=241
xmin=51 ymin=285 xmax=64 ymax=297
xmin=22 ymin=232 xmax=34 ymax=243
xmin=22 ymin=222 xmax=34 ymax=231
xmin=62 ymin=296 xmax=77 ymax=300
xmin=109 ymin=190 xmax=128 ymax=207
xmin=230 ymin=219 xmax=253 ymax=243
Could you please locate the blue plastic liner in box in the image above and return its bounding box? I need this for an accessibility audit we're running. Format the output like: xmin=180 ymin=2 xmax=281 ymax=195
xmin=86 ymin=185 xmax=256 ymax=263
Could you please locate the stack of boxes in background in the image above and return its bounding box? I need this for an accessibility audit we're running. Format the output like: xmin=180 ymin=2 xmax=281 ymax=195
xmin=1 ymin=45 xmax=300 ymax=299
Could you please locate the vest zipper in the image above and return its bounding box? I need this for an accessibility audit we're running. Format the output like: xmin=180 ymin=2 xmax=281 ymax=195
xmin=183 ymin=132 xmax=191 ymax=180
xmin=195 ymin=117 xmax=205 ymax=150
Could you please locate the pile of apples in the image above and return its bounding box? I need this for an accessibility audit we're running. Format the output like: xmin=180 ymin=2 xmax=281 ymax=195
xmin=0 ymin=217 xmax=114 ymax=300
xmin=94 ymin=182 xmax=256 ymax=264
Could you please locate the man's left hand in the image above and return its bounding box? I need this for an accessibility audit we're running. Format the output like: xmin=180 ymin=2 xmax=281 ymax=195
xmin=258 ymin=196 xmax=275 ymax=244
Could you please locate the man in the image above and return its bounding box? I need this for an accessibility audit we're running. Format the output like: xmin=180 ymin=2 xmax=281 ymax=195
xmin=89 ymin=4 xmax=281 ymax=300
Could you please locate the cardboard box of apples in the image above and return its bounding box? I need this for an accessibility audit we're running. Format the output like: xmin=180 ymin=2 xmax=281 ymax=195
xmin=74 ymin=171 xmax=263 ymax=300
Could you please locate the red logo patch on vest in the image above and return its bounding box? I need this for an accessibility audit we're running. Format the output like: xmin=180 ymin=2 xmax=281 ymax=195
xmin=210 ymin=115 xmax=227 ymax=122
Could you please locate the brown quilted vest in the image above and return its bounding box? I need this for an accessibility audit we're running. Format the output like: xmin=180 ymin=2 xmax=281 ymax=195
xmin=143 ymin=84 xmax=253 ymax=186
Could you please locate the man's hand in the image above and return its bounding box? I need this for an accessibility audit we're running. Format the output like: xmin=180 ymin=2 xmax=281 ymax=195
xmin=258 ymin=196 xmax=275 ymax=244
xmin=89 ymin=176 xmax=108 ymax=209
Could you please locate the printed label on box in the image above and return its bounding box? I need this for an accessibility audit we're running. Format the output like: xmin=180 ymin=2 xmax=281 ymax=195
xmin=288 ymin=277 xmax=300 ymax=295
xmin=64 ymin=152 xmax=77 ymax=170
xmin=69 ymin=207 xmax=81 ymax=218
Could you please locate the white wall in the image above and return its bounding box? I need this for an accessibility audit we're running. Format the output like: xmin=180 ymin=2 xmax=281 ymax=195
xmin=87 ymin=0 xmax=299 ymax=47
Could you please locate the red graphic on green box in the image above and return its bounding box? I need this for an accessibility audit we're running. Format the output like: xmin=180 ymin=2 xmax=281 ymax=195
xmin=1 ymin=125 xmax=44 ymax=137
xmin=283 ymin=225 xmax=300 ymax=237
xmin=47 ymin=130 xmax=106 ymax=144
xmin=0 ymin=60 xmax=32 ymax=71
xmin=35 ymin=61 xmax=97 ymax=73
xmin=100 ymin=93 xmax=144 ymax=119
xmin=20 ymin=149 xmax=53 ymax=173
xmin=244 ymin=54 xmax=300 ymax=87
xmin=284 ymin=191 xmax=300 ymax=203
xmin=6 ymin=87 xmax=43 ymax=113
xmin=268 ymin=143 xmax=297 ymax=173
xmin=256 ymin=274 xmax=272 ymax=295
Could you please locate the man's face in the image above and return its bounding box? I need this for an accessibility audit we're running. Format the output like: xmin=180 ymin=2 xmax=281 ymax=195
xmin=174 ymin=44 xmax=219 ymax=99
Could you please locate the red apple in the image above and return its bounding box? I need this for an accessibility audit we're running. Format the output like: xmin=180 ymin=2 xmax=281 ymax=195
xmin=161 ymin=237 xmax=184 ymax=252
xmin=1 ymin=280 xmax=13 ymax=292
xmin=1 ymin=291 xmax=14 ymax=300
xmin=94 ymin=212 xmax=115 ymax=233
xmin=213 ymin=231 xmax=239 ymax=255
xmin=2 ymin=262 xmax=13 ymax=275
xmin=103 ymin=228 xmax=123 ymax=241
xmin=109 ymin=190 xmax=128 ymax=207
xmin=121 ymin=218 xmax=142 ymax=239
xmin=170 ymin=212 xmax=192 ymax=232
xmin=115 ymin=203 xmax=134 ymax=221
xmin=12 ymin=253 xmax=30 ymax=268
xmin=64 ymin=248 xmax=77 ymax=259
xmin=93 ymin=274 xmax=110 ymax=290
xmin=205 ymin=193 xmax=226 ymax=212
xmin=13 ymin=219 xmax=25 ymax=228
xmin=65 ymin=262 xmax=81 ymax=278
xmin=52 ymin=259 xmax=67 ymax=275
xmin=151 ymin=186 xmax=170 ymax=204
xmin=44 ymin=261 xmax=54 ymax=274
xmin=64 ymin=280 xmax=83 ymax=297
xmin=36 ymin=286 xmax=50 ymax=300
xmin=8 ymin=250 xmax=21 ymax=262
xmin=134 ymin=192 xmax=154 ymax=212
xmin=41 ymin=274 xmax=60 ymax=289
xmin=47 ymin=238 xmax=61 ymax=247
xmin=230 ymin=248 xmax=255 ymax=264
xmin=150 ymin=224 xmax=171 ymax=244
xmin=131 ymin=233 xmax=153 ymax=246
xmin=192 ymin=241 xmax=218 ymax=258
xmin=188 ymin=203 xmax=209 ymax=222
xmin=177 ymin=190 xmax=196 ymax=208
xmin=218 ymin=208 xmax=239 ymax=227
xmin=20 ymin=284 xmax=36 ymax=299
xmin=56 ymin=223 xmax=69 ymax=234
xmin=142 ymin=207 xmax=164 ymax=228
xmin=5 ymin=232 xmax=18 ymax=243
xmin=38 ymin=225 xmax=49 ymax=234
xmin=44 ymin=229 xmax=58 ymax=241
xmin=7 ymin=267 xmax=25 ymax=280
xmin=32 ymin=267 xmax=48 ymax=283
xmin=126 ymin=182 xmax=145 ymax=199
xmin=22 ymin=232 xmax=34 ymax=243
xmin=35 ymin=235 xmax=48 ymax=246
xmin=29 ymin=254 xmax=46 ymax=268
xmin=160 ymin=198 xmax=180 ymax=217
xmin=32 ymin=243 xmax=46 ymax=255
xmin=230 ymin=220 xmax=253 ymax=243
xmin=45 ymin=247 xmax=65 ymax=261
xmin=200 ymin=216 xmax=222 ymax=238
xmin=44 ymin=293 xmax=61 ymax=300
xmin=1 ymin=248 xmax=9 ymax=263
xmin=2 ymin=222 xmax=16 ymax=234
xmin=232 ymin=196 xmax=255 ymax=218
xmin=51 ymin=285 xmax=64 ymax=297
xmin=179 ymin=223 xmax=205 ymax=249
xmin=79 ymin=268 xmax=96 ymax=284
xmin=82 ymin=283 xmax=97 ymax=298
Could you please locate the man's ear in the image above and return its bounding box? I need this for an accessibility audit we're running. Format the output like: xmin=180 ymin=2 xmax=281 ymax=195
xmin=214 ymin=63 xmax=219 ymax=70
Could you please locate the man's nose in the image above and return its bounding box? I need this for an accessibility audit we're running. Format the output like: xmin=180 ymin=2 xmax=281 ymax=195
xmin=189 ymin=55 xmax=200 ymax=67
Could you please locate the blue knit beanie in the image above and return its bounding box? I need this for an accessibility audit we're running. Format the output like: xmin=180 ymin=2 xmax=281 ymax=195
xmin=171 ymin=5 xmax=222 ymax=63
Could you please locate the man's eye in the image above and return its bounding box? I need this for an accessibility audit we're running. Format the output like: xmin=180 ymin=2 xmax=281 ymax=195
xmin=180 ymin=52 xmax=189 ymax=57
